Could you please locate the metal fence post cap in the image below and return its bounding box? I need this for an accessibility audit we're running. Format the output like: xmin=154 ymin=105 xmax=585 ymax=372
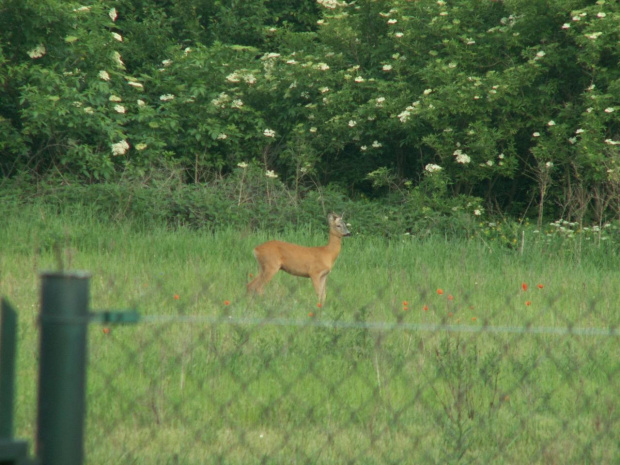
xmin=40 ymin=271 xmax=92 ymax=279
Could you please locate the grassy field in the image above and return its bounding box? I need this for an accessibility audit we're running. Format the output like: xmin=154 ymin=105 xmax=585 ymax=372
xmin=2 ymin=204 xmax=620 ymax=464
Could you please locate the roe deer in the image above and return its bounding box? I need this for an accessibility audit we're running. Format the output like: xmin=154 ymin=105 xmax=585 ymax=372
xmin=247 ymin=213 xmax=351 ymax=304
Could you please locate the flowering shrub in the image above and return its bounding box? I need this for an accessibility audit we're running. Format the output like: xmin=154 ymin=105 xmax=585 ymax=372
xmin=1 ymin=0 xmax=619 ymax=224
xmin=477 ymin=218 xmax=620 ymax=252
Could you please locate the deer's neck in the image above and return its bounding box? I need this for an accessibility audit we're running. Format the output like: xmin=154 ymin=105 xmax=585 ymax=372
xmin=324 ymin=231 xmax=343 ymax=263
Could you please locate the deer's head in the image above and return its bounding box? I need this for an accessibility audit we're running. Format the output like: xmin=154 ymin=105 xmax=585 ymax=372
xmin=328 ymin=213 xmax=351 ymax=237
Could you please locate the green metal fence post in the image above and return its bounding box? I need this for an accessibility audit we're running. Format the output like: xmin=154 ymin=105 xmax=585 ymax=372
xmin=36 ymin=271 xmax=91 ymax=465
xmin=0 ymin=298 xmax=18 ymax=440
xmin=1 ymin=299 xmax=33 ymax=464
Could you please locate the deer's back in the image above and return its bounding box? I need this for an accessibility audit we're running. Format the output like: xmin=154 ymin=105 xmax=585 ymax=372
xmin=254 ymin=240 xmax=332 ymax=276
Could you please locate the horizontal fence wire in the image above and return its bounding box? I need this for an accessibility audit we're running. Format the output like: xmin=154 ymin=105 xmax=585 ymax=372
xmin=40 ymin=312 xmax=620 ymax=337
xmin=135 ymin=314 xmax=620 ymax=337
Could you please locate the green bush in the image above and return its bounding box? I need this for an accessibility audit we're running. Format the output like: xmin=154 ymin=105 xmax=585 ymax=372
xmin=1 ymin=0 xmax=620 ymax=224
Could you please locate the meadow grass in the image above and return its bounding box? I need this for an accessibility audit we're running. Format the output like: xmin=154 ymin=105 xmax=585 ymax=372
xmin=1 ymin=203 xmax=619 ymax=464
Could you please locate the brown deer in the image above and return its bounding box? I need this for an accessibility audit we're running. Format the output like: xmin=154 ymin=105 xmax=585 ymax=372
xmin=247 ymin=213 xmax=351 ymax=304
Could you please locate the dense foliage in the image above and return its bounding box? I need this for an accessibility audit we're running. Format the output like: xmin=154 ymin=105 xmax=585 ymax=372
xmin=1 ymin=0 xmax=619 ymax=224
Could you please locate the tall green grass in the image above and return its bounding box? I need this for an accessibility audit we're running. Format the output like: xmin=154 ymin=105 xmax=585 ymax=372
xmin=1 ymin=203 xmax=619 ymax=464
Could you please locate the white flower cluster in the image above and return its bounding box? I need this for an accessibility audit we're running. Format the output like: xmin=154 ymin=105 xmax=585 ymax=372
xmin=260 ymin=53 xmax=280 ymax=74
xmin=211 ymin=92 xmax=230 ymax=108
xmin=360 ymin=141 xmax=383 ymax=151
xmin=111 ymin=140 xmax=129 ymax=156
xmin=398 ymin=110 xmax=411 ymax=123
xmin=425 ymin=164 xmax=442 ymax=173
xmin=397 ymin=101 xmax=420 ymax=123
xmin=226 ymin=73 xmax=240 ymax=83
xmin=27 ymin=45 xmax=46 ymax=59
xmin=226 ymin=72 xmax=257 ymax=84
xmin=379 ymin=8 xmax=398 ymax=17
xmin=112 ymin=51 xmax=125 ymax=70
xmin=585 ymin=32 xmax=603 ymax=40
xmin=317 ymin=0 xmax=347 ymax=9
xmin=454 ymin=149 xmax=471 ymax=164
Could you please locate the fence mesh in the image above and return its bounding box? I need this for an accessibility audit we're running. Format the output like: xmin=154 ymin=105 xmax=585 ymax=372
xmin=82 ymin=279 xmax=620 ymax=465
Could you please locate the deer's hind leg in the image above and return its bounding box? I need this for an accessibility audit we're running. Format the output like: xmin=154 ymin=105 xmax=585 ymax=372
xmin=247 ymin=255 xmax=280 ymax=295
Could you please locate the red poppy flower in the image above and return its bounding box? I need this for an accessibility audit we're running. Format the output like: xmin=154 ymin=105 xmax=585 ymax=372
xmin=423 ymin=305 xmax=429 ymax=311
xmin=526 ymin=300 xmax=532 ymax=306
xmin=437 ymin=289 xmax=444 ymax=295
xmin=174 ymin=294 xmax=180 ymax=300
xmin=224 ymin=300 xmax=230 ymax=306
xmin=522 ymin=283 xmax=528 ymax=292
xmin=537 ymin=284 xmax=544 ymax=289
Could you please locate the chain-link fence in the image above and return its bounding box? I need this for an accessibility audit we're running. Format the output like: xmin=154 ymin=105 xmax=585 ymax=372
xmin=78 ymin=278 xmax=620 ymax=465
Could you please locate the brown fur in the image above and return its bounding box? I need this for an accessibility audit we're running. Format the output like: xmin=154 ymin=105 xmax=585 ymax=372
xmin=247 ymin=213 xmax=350 ymax=304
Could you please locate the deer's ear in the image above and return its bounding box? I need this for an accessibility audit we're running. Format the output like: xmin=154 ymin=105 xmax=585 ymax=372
xmin=328 ymin=213 xmax=336 ymax=223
